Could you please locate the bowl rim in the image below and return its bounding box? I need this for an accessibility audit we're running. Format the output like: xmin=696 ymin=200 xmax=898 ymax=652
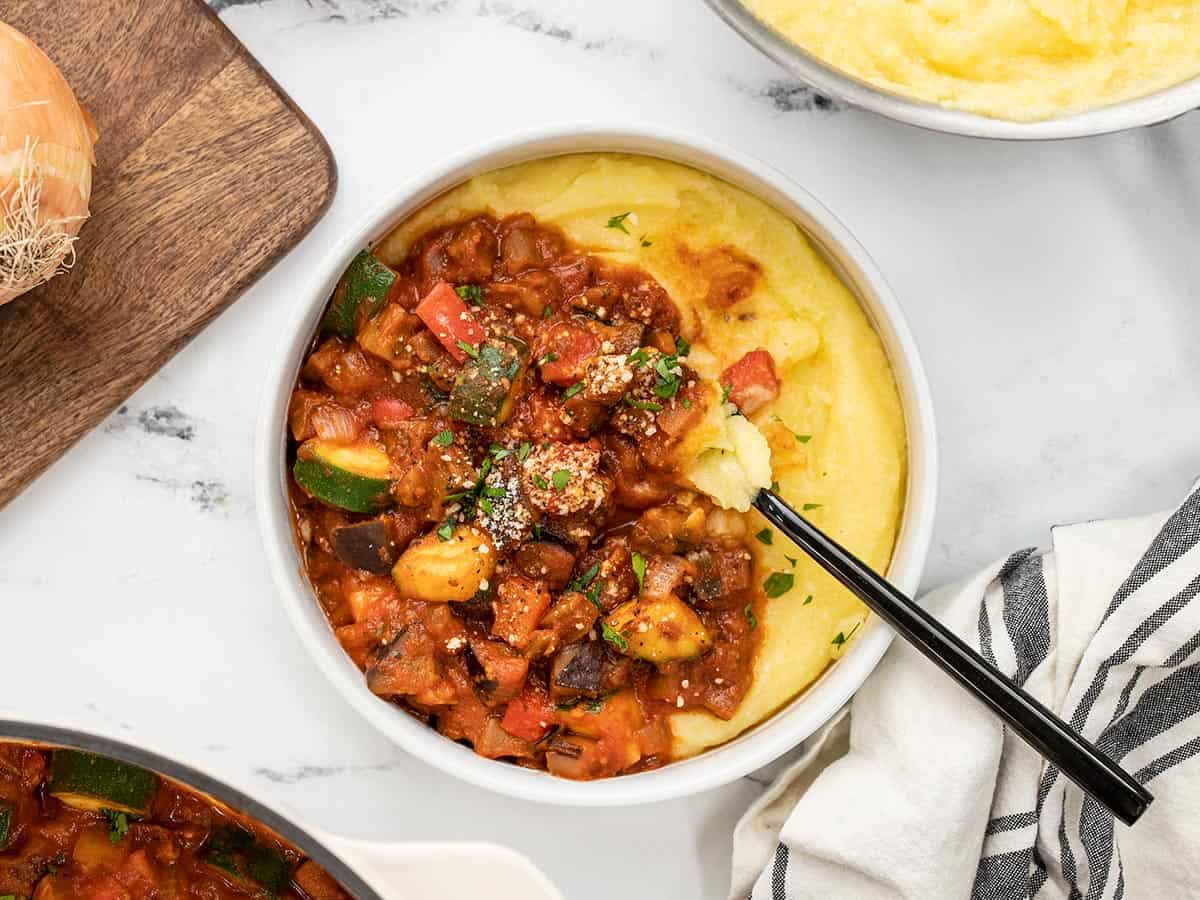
xmin=701 ymin=0 xmax=1200 ymax=140
xmin=253 ymin=122 xmax=939 ymax=805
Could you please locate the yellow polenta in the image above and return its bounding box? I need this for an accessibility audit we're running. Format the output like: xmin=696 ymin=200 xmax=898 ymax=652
xmin=375 ymin=154 xmax=906 ymax=760
xmin=745 ymin=0 xmax=1200 ymax=121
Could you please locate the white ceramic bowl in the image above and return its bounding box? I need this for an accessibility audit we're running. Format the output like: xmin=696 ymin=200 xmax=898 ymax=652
xmin=703 ymin=0 xmax=1200 ymax=140
xmin=255 ymin=123 xmax=938 ymax=805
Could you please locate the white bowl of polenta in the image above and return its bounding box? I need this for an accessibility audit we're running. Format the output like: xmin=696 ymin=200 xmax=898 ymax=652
xmin=255 ymin=124 xmax=937 ymax=805
xmin=705 ymin=0 xmax=1200 ymax=139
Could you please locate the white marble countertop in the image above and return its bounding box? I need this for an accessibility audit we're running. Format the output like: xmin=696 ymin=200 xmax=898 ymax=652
xmin=2 ymin=1 xmax=1199 ymax=897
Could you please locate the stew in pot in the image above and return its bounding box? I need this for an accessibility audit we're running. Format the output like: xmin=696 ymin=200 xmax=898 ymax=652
xmin=0 ymin=744 xmax=348 ymax=900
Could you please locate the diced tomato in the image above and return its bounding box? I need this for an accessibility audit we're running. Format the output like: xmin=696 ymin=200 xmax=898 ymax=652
xmin=370 ymin=396 xmax=415 ymax=429
xmin=535 ymin=320 xmax=601 ymax=386
xmin=122 ymin=850 xmax=158 ymax=887
xmin=501 ymin=686 xmax=556 ymax=742
xmin=415 ymin=281 xmax=486 ymax=362
xmin=720 ymin=349 xmax=780 ymax=415
xmin=82 ymin=874 xmax=128 ymax=900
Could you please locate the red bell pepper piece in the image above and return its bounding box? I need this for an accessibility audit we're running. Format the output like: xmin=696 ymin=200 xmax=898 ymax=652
xmin=415 ymin=282 xmax=486 ymax=362
xmin=370 ymin=397 xmax=415 ymax=429
xmin=721 ymin=348 xmax=780 ymax=415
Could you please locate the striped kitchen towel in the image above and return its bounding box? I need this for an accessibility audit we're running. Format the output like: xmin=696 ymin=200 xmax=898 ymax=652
xmin=730 ymin=479 xmax=1200 ymax=900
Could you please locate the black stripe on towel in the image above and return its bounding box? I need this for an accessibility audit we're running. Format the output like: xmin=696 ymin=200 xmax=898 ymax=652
xmin=771 ymin=843 xmax=788 ymax=900
xmin=984 ymin=811 xmax=1038 ymax=835
xmin=1000 ymin=551 xmax=1051 ymax=687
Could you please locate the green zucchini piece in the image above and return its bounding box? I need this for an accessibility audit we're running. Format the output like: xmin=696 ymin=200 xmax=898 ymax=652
xmin=48 ymin=751 xmax=156 ymax=816
xmin=448 ymin=338 xmax=527 ymax=426
xmin=201 ymin=825 xmax=292 ymax=897
xmin=293 ymin=440 xmax=393 ymax=514
xmin=0 ymin=800 xmax=13 ymax=849
xmin=321 ymin=250 xmax=398 ymax=339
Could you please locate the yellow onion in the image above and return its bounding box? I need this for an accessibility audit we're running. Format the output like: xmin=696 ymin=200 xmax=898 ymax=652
xmin=0 ymin=21 xmax=96 ymax=306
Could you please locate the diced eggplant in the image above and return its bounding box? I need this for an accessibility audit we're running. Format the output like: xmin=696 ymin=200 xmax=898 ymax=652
xmin=513 ymin=542 xmax=577 ymax=590
xmin=366 ymin=626 xmax=454 ymax=706
xmin=465 ymin=638 xmax=529 ymax=706
xmin=331 ymin=519 xmax=395 ymax=574
xmin=552 ymin=642 xmax=604 ymax=696
xmin=692 ymin=546 xmax=753 ymax=606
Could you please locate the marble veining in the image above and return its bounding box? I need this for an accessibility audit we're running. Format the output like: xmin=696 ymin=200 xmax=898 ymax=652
xmin=1 ymin=2 xmax=1197 ymax=899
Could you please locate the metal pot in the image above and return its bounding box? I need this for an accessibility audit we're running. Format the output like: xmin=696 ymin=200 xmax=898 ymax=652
xmin=702 ymin=0 xmax=1200 ymax=139
xmin=0 ymin=718 xmax=563 ymax=900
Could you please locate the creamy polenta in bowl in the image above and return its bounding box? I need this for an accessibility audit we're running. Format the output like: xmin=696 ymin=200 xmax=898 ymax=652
xmin=257 ymin=128 xmax=936 ymax=803
xmin=708 ymin=0 xmax=1200 ymax=134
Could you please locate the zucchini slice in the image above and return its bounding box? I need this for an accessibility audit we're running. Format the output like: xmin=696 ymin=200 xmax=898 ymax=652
xmin=0 ymin=799 xmax=13 ymax=849
xmin=321 ymin=250 xmax=398 ymax=339
xmin=48 ymin=750 xmax=156 ymax=816
xmin=201 ymin=825 xmax=292 ymax=897
xmin=605 ymin=596 xmax=713 ymax=663
xmin=293 ymin=440 xmax=393 ymax=514
xmin=448 ymin=338 xmax=527 ymax=426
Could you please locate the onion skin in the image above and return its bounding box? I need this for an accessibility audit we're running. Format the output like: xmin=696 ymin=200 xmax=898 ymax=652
xmin=0 ymin=21 xmax=97 ymax=306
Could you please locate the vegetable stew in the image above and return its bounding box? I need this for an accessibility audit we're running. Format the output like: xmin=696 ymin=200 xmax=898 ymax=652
xmin=288 ymin=211 xmax=772 ymax=779
xmin=0 ymin=744 xmax=348 ymax=900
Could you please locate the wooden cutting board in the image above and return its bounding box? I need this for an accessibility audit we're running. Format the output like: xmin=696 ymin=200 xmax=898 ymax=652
xmin=0 ymin=0 xmax=336 ymax=509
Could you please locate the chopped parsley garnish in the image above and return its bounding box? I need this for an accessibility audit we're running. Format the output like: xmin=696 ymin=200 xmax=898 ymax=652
xmin=625 ymin=398 xmax=663 ymax=412
xmin=640 ymin=236 xmax=652 ymax=248
xmin=720 ymin=383 xmax=732 ymax=404
xmin=569 ymin=564 xmax=600 ymax=593
xmin=831 ymin=621 xmax=862 ymax=648
xmin=786 ymin=556 xmax=799 ymax=568
xmin=744 ymin=604 xmax=758 ymax=630
xmin=477 ymin=456 xmax=493 ymax=483
xmin=762 ymin=571 xmax=795 ymax=598
xmin=478 ymin=498 xmax=494 ymax=516
xmin=681 ymin=397 xmax=691 ymax=408
xmin=455 ymin=339 xmax=479 ymax=359
xmin=561 ymin=382 xmax=585 ymax=402
xmin=103 ymin=809 xmax=130 ymax=845
xmin=436 ymin=521 xmax=454 ymax=542
xmin=795 ymin=433 xmax=812 ymax=443
xmin=802 ymin=503 xmax=823 ymax=512
xmin=489 ymin=443 xmax=511 ymax=460
xmin=631 ymin=551 xmax=646 ymax=593
xmin=455 ymin=284 xmax=482 ymax=306
xmin=770 ymin=480 xmax=781 ymax=493
xmin=601 ymin=620 xmax=629 ymax=651
xmin=538 ymin=352 xmax=560 ymax=365
xmin=653 ymin=354 xmax=681 ymax=399
xmin=517 ymin=441 xmax=532 ymax=461
xmin=551 ymin=469 xmax=571 ymax=492
xmin=626 ymin=348 xmax=649 ymax=368
xmin=803 ymin=594 xmax=813 ymax=605
xmin=481 ymin=485 xmax=506 ymax=498
xmin=607 ymin=212 xmax=632 ymax=233
xmin=755 ymin=528 xmax=773 ymax=545
xmin=675 ymin=335 xmax=690 ymax=357
xmin=533 ymin=474 xmax=549 ymax=490
xmin=584 ymin=696 xmax=607 ymax=713
xmin=432 ymin=429 xmax=454 ymax=447
xmin=543 ymin=305 xmax=554 ymax=319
